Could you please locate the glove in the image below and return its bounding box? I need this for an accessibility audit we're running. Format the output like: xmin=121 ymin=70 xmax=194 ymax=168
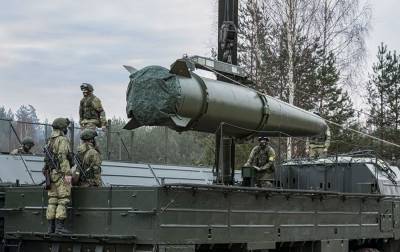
xmin=64 ymin=175 xmax=72 ymax=185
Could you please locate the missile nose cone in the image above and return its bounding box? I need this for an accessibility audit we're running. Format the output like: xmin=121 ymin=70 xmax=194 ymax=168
xmin=125 ymin=66 xmax=181 ymax=128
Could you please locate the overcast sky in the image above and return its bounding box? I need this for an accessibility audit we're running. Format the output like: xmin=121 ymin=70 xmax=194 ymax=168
xmin=0 ymin=0 xmax=397 ymax=122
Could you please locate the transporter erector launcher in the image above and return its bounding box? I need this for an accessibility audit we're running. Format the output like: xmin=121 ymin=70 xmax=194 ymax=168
xmin=124 ymin=57 xmax=327 ymax=138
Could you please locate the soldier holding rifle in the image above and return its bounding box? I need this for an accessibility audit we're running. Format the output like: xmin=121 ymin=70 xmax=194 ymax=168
xmin=75 ymin=129 xmax=102 ymax=187
xmin=43 ymin=118 xmax=73 ymax=234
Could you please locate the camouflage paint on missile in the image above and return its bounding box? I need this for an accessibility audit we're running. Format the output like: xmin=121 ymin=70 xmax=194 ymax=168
xmin=124 ymin=59 xmax=327 ymax=138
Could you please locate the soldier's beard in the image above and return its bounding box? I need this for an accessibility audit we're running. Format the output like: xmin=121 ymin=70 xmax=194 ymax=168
xmin=63 ymin=129 xmax=68 ymax=135
xmin=23 ymin=146 xmax=30 ymax=152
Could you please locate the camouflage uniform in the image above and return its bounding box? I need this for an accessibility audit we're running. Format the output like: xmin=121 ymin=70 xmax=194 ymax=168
xmin=309 ymin=127 xmax=331 ymax=158
xmin=10 ymin=147 xmax=33 ymax=155
xmin=79 ymin=94 xmax=107 ymax=129
xmin=245 ymin=145 xmax=276 ymax=188
xmin=45 ymin=129 xmax=72 ymax=221
xmin=77 ymin=142 xmax=102 ymax=187
xmin=10 ymin=137 xmax=34 ymax=155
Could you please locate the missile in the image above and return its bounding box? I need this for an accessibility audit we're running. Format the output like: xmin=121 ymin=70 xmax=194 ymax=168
xmin=124 ymin=59 xmax=327 ymax=138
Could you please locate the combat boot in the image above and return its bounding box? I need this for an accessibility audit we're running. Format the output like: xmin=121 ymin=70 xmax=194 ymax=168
xmin=47 ymin=219 xmax=55 ymax=233
xmin=55 ymin=219 xmax=70 ymax=234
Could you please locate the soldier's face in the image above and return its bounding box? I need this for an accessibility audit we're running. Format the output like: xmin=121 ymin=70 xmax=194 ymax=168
xmin=259 ymin=140 xmax=267 ymax=148
xmin=82 ymin=89 xmax=91 ymax=97
xmin=22 ymin=144 xmax=31 ymax=152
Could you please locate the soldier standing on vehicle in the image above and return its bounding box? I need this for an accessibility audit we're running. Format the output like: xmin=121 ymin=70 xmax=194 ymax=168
xmin=10 ymin=136 xmax=35 ymax=155
xmin=308 ymin=126 xmax=331 ymax=159
xmin=79 ymin=83 xmax=107 ymax=130
xmin=43 ymin=118 xmax=73 ymax=234
xmin=76 ymin=129 xmax=102 ymax=187
xmin=245 ymin=136 xmax=276 ymax=188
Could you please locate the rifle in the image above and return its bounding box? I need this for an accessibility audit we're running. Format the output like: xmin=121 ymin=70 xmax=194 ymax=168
xmin=42 ymin=168 xmax=51 ymax=190
xmin=73 ymin=153 xmax=88 ymax=183
xmin=73 ymin=152 xmax=105 ymax=186
xmin=43 ymin=144 xmax=59 ymax=190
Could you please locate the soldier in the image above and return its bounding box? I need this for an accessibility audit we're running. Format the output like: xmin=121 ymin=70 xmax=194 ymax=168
xmin=308 ymin=126 xmax=331 ymax=159
xmin=244 ymin=136 xmax=276 ymax=188
xmin=10 ymin=136 xmax=35 ymax=155
xmin=76 ymin=129 xmax=102 ymax=187
xmin=79 ymin=83 xmax=107 ymax=130
xmin=43 ymin=118 xmax=73 ymax=234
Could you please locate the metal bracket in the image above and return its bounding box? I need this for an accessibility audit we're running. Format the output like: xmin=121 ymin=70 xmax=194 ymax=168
xmin=246 ymin=93 xmax=269 ymax=139
xmin=184 ymin=72 xmax=209 ymax=130
xmin=189 ymin=55 xmax=246 ymax=78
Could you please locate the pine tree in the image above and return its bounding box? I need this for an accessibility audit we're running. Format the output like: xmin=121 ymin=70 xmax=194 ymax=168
xmin=367 ymin=43 xmax=393 ymax=130
xmin=367 ymin=43 xmax=400 ymax=158
xmin=316 ymin=52 xmax=354 ymax=126
xmin=238 ymin=0 xmax=273 ymax=91
xmin=315 ymin=51 xmax=355 ymax=153
xmin=15 ymin=105 xmax=39 ymax=123
xmin=13 ymin=105 xmax=40 ymax=148
xmin=0 ymin=106 xmax=13 ymax=120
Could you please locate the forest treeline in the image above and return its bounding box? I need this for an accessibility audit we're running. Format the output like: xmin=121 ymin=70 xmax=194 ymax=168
xmin=1 ymin=1 xmax=400 ymax=166
xmin=236 ymin=0 xmax=400 ymax=161
xmin=0 ymin=110 xmax=218 ymax=167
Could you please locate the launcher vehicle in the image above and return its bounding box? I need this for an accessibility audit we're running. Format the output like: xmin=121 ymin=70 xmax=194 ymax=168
xmin=0 ymin=57 xmax=399 ymax=252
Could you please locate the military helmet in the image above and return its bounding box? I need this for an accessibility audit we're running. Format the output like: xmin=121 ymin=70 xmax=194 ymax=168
xmin=80 ymin=83 xmax=94 ymax=92
xmin=21 ymin=136 xmax=34 ymax=146
xmin=52 ymin=118 xmax=70 ymax=130
xmin=258 ymin=136 xmax=269 ymax=142
xmin=80 ymin=129 xmax=98 ymax=140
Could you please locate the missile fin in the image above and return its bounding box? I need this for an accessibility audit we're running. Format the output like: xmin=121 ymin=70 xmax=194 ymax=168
xmin=123 ymin=117 xmax=142 ymax=130
xmin=171 ymin=116 xmax=191 ymax=128
xmin=123 ymin=65 xmax=138 ymax=74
